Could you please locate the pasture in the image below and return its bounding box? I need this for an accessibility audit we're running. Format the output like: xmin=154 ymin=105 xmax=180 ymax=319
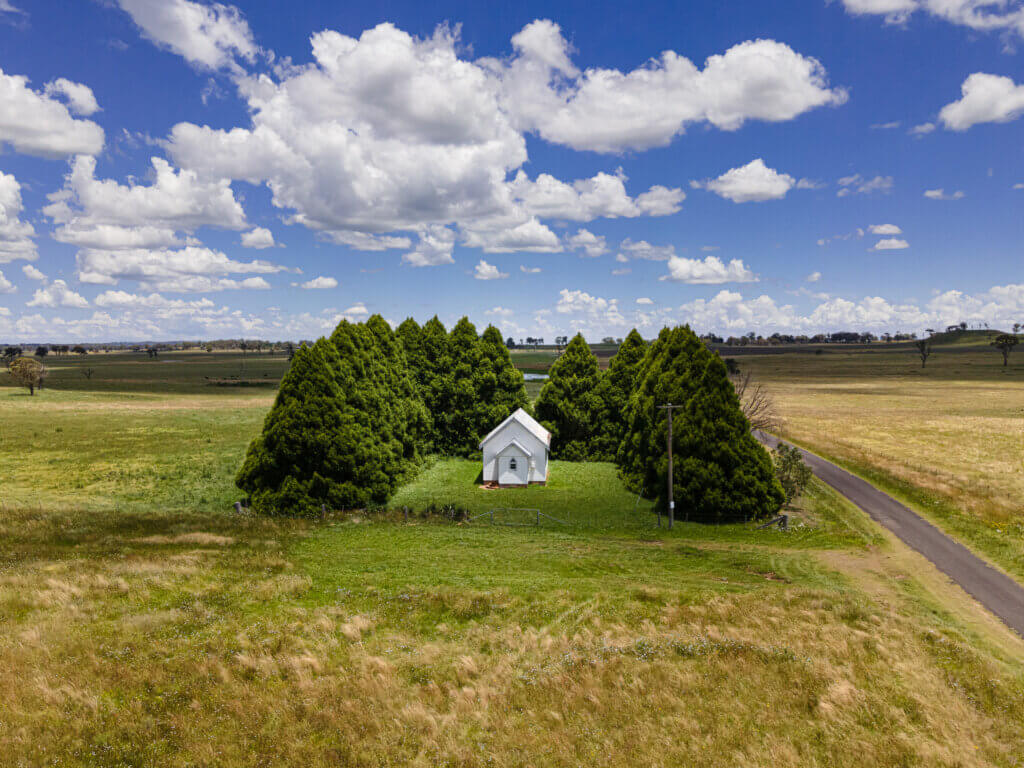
xmin=2 ymin=346 xmax=1024 ymax=765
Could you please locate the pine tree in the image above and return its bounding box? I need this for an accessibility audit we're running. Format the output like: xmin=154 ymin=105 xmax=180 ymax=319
xmin=475 ymin=324 xmax=529 ymax=431
xmin=591 ymin=329 xmax=647 ymax=461
xmin=617 ymin=325 xmax=784 ymax=523
xmin=396 ymin=318 xmax=428 ymax=388
xmin=236 ymin=339 xmax=385 ymax=516
xmin=534 ymin=333 xmax=602 ymax=460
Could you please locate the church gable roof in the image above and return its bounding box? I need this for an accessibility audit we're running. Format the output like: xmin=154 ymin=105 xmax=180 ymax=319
xmin=479 ymin=407 xmax=550 ymax=449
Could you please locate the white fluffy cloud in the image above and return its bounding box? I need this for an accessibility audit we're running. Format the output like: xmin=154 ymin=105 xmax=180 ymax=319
xmin=555 ymin=288 xmax=626 ymax=327
xmin=839 ymin=0 xmax=1024 ymax=37
xmin=0 ymin=269 xmax=14 ymax=293
xmin=116 ymin=0 xmax=258 ymax=71
xmin=520 ymin=265 xmax=542 ymax=274
xmin=0 ymin=171 xmax=37 ymax=263
xmin=300 ymin=276 xmax=337 ymax=290
xmin=872 ymin=237 xmax=910 ymax=250
xmin=76 ymin=246 xmax=282 ymax=292
xmin=43 ymin=78 xmax=101 ymax=116
xmin=164 ymin=22 xmax=836 ymax=264
xmin=473 ymin=259 xmax=508 ymax=280
xmin=939 ymin=73 xmax=1024 ymax=130
xmin=0 ymin=69 xmax=104 ymax=158
xmin=806 ymin=271 xmax=822 ymax=282
xmin=924 ymin=188 xmax=965 ymax=200
xmin=27 ymin=279 xmax=89 ymax=309
xmin=46 ymin=154 xmax=248 ymax=250
xmin=661 ymin=255 xmax=758 ymax=284
xmin=240 ymin=227 xmax=275 ymax=249
xmin=868 ymin=223 xmax=902 ymax=235
xmin=486 ymin=306 xmax=515 ymax=317
xmin=494 ymin=22 xmax=847 ymax=153
xmin=617 ymin=238 xmax=675 ymax=262
xmin=22 ymin=264 xmax=46 ymax=281
xmin=837 ymin=174 xmax=893 ymax=196
xmin=696 ymin=158 xmax=797 ymax=203
xmin=567 ymin=229 xmax=608 ymax=258
xmin=635 ymin=297 xmax=654 ymax=305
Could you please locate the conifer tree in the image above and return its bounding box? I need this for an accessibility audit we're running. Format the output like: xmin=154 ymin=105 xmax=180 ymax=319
xmin=236 ymin=339 xmax=382 ymax=516
xmin=396 ymin=318 xmax=428 ymax=388
xmin=617 ymin=325 xmax=784 ymax=523
xmin=534 ymin=333 xmax=602 ymax=460
xmin=475 ymin=324 xmax=529 ymax=429
xmin=446 ymin=316 xmax=486 ymax=455
xmin=591 ymin=329 xmax=647 ymax=460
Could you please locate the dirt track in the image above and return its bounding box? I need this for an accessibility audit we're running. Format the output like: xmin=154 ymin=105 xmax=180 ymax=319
xmin=757 ymin=433 xmax=1024 ymax=637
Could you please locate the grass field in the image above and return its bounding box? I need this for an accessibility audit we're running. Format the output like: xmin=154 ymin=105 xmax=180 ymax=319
xmin=2 ymin=346 xmax=1024 ymax=765
xmin=736 ymin=338 xmax=1024 ymax=582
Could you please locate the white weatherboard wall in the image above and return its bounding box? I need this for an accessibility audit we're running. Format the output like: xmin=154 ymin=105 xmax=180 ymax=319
xmin=480 ymin=409 xmax=550 ymax=486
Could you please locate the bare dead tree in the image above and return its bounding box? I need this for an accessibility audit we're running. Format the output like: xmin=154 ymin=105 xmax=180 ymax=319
xmin=731 ymin=372 xmax=780 ymax=432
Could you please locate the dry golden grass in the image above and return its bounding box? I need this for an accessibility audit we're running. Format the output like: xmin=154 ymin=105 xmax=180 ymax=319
xmin=740 ymin=345 xmax=1024 ymax=578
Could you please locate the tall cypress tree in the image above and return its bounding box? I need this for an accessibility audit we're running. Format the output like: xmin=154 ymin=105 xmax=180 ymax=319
xmin=616 ymin=325 xmax=784 ymax=523
xmin=591 ymin=329 xmax=647 ymax=461
xmin=236 ymin=339 xmax=385 ymax=516
xmin=396 ymin=318 xmax=427 ymax=387
xmin=534 ymin=333 xmax=602 ymax=460
xmin=446 ymin=317 xmax=485 ymax=456
xmin=475 ymin=324 xmax=529 ymax=430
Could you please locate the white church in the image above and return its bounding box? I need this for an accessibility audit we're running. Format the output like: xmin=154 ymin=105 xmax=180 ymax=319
xmin=479 ymin=408 xmax=550 ymax=487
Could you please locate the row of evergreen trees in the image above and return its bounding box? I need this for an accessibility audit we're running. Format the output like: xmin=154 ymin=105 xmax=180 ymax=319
xmin=238 ymin=316 xmax=782 ymax=523
xmin=236 ymin=315 xmax=528 ymax=516
xmin=536 ymin=327 xmax=783 ymax=522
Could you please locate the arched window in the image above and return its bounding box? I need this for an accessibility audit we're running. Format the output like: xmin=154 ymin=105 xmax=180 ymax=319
xmin=509 ymin=458 xmax=517 ymax=471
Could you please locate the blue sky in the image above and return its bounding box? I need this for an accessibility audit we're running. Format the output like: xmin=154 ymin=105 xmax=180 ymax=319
xmin=0 ymin=0 xmax=1021 ymax=342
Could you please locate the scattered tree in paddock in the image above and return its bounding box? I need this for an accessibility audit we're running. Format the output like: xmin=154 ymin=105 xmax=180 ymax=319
xmin=914 ymin=339 xmax=932 ymax=368
xmin=82 ymin=367 xmax=94 ymax=380
xmin=3 ymin=346 xmax=21 ymax=364
xmin=535 ymin=333 xmax=602 ymax=460
xmin=72 ymin=345 xmax=88 ymax=355
xmin=772 ymin=444 xmax=812 ymax=508
xmin=731 ymin=372 xmax=779 ymax=432
xmin=35 ymin=346 xmax=48 ymax=358
xmin=591 ymin=329 xmax=647 ymax=461
xmin=505 ymin=336 xmax=516 ymax=349
xmin=8 ymin=356 xmax=46 ymax=395
xmin=723 ymin=357 xmax=740 ymax=375
xmin=617 ymin=325 xmax=783 ymax=523
xmin=992 ymin=334 xmax=1018 ymax=367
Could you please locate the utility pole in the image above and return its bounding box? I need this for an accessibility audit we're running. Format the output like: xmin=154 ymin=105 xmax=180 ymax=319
xmin=658 ymin=403 xmax=683 ymax=529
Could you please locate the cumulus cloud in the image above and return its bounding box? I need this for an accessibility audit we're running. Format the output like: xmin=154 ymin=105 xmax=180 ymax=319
xmin=165 ymin=22 xmax=835 ymax=264
xmin=402 ymin=226 xmax=457 ymax=267
xmin=839 ymin=0 xmax=1024 ymax=38
xmin=837 ymin=174 xmax=893 ymax=196
xmin=567 ymin=228 xmax=608 ymax=258
xmin=909 ymin=121 xmax=936 ymax=135
xmin=473 ymin=259 xmax=508 ymax=280
xmin=923 ymin=188 xmax=965 ymax=200
xmin=555 ymin=288 xmax=626 ymax=327
xmin=27 ymin=279 xmax=89 ymax=309
xmin=939 ymin=73 xmax=1024 ymax=130
xmin=43 ymin=78 xmax=101 ymax=116
xmin=46 ymin=154 xmax=248 ymax=250
xmin=661 ymin=255 xmax=758 ymax=284
xmin=75 ymin=246 xmax=283 ymax=292
xmin=872 ymin=237 xmax=910 ymax=250
xmin=696 ymin=158 xmax=798 ymax=202
xmin=869 ymin=223 xmax=902 ymax=235
xmin=486 ymin=306 xmax=515 ymax=316
xmin=806 ymin=271 xmax=822 ymax=282
xmin=520 ymin=265 xmax=542 ymax=274
xmin=22 ymin=264 xmax=46 ymax=281
xmin=0 ymin=69 xmax=104 ymax=158
xmin=116 ymin=0 xmax=258 ymax=71
xmin=0 ymin=171 xmax=37 ymax=263
xmin=0 ymin=269 xmax=13 ymax=293
xmin=240 ymin=227 xmax=275 ymax=249
xmin=635 ymin=297 xmax=654 ymax=305
xmin=300 ymin=276 xmax=338 ymax=289
xmin=617 ymin=238 xmax=675 ymax=262
xmin=494 ymin=22 xmax=847 ymax=153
